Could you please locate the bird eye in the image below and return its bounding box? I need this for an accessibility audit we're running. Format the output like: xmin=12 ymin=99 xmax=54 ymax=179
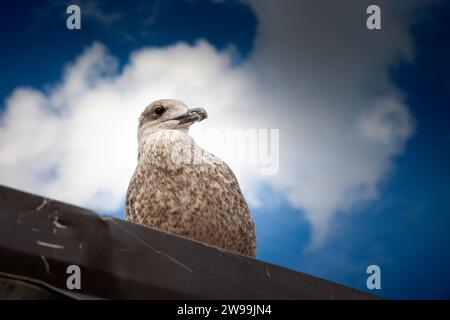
xmin=154 ymin=107 xmax=165 ymax=116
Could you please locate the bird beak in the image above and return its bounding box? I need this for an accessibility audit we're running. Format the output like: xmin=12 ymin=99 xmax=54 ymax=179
xmin=174 ymin=108 xmax=208 ymax=125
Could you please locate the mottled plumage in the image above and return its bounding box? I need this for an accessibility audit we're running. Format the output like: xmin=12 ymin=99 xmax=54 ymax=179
xmin=125 ymin=99 xmax=256 ymax=257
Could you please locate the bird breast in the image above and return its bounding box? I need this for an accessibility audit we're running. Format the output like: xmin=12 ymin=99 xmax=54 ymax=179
xmin=138 ymin=129 xmax=207 ymax=171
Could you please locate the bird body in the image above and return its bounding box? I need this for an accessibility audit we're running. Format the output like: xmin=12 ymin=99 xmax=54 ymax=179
xmin=126 ymin=100 xmax=256 ymax=257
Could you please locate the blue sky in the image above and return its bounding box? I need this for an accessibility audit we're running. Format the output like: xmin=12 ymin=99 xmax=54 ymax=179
xmin=0 ymin=0 xmax=449 ymax=299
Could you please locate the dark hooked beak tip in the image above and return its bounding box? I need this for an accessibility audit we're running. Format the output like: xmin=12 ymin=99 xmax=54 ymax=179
xmin=174 ymin=107 xmax=208 ymax=124
xmin=190 ymin=107 xmax=208 ymax=120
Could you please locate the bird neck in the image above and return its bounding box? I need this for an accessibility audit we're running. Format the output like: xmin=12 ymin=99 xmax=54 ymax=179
xmin=138 ymin=126 xmax=189 ymax=142
xmin=137 ymin=129 xmax=197 ymax=169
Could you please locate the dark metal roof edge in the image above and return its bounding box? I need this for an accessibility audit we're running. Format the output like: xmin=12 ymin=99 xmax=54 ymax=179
xmin=0 ymin=184 xmax=382 ymax=300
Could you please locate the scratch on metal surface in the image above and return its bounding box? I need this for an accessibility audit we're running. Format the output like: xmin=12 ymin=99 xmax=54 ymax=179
xmin=265 ymin=267 xmax=271 ymax=279
xmin=53 ymin=216 xmax=67 ymax=229
xmin=36 ymin=240 xmax=64 ymax=250
xmin=231 ymin=252 xmax=271 ymax=279
xmin=40 ymin=255 xmax=50 ymax=274
xmin=232 ymin=252 xmax=258 ymax=267
xmin=104 ymin=217 xmax=193 ymax=273
xmin=36 ymin=198 xmax=49 ymax=211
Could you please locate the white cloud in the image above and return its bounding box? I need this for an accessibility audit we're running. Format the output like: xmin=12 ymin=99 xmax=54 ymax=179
xmin=0 ymin=1 xmax=425 ymax=248
xmin=239 ymin=0 xmax=424 ymax=246
xmin=0 ymin=41 xmax=252 ymax=211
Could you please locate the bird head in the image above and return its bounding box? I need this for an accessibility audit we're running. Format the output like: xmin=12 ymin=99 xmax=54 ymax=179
xmin=138 ymin=99 xmax=207 ymax=139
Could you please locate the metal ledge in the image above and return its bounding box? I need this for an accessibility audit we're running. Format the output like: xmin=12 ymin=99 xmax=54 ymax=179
xmin=0 ymin=185 xmax=379 ymax=300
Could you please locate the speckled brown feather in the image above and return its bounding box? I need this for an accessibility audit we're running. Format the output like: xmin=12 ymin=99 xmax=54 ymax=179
xmin=126 ymin=124 xmax=256 ymax=257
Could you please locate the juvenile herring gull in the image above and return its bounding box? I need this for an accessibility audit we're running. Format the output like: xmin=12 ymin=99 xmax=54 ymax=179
xmin=125 ymin=99 xmax=256 ymax=257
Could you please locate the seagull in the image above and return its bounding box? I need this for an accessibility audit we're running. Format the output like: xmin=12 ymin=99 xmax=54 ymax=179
xmin=125 ymin=99 xmax=256 ymax=257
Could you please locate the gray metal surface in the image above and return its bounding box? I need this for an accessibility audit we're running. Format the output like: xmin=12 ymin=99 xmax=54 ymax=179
xmin=0 ymin=276 xmax=67 ymax=300
xmin=0 ymin=185 xmax=380 ymax=300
